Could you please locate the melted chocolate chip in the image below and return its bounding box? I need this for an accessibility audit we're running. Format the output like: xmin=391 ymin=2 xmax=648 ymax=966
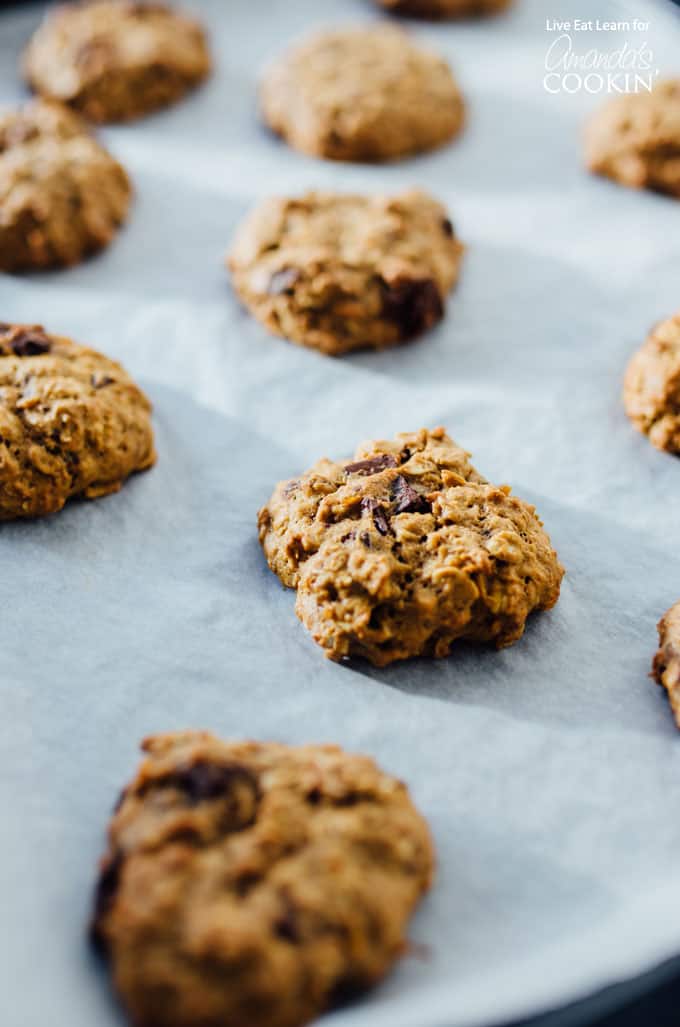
xmin=10 ymin=329 xmax=51 ymax=357
xmin=361 ymin=497 xmax=392 ymax=536
xmin=381 ymin=278 xmax=443 ymax=339
xmin=328 ymin=975 xmax=367 ymax=1010
xmin=91 ymin=374 xmax=114 ymax=389
xmin=344 ymin=454 xmax=397 ymax=476
xmin=169 ymin=761 xmax=259 ymax=804
xmin=441 ymin=218 xmax=454 ymax=237
xmin=267 ymin=268 xmax=300 ymax=295
xmin=274 ymin=897 xmax=300 ymax=944
xmin=391 ymin=475 xmax=431 ymax=515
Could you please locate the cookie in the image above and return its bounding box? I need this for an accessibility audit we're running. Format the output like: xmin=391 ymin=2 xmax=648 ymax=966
xmin=23 ymin=0 xmax=211 ymax=123
xmin=653 ymin=601 xmax=680 ymax=729
xmin=0 ymin=323 xmax=155 ymax=520
xmin=92 ymin=731 xmax=434 ymax=1027
xmin=585 ymin=80 xmax=680 ymax=198
xmin=228 ymin=190 xmax=464 ymax=356
xmin=260 ymin=26 xmax=464 ymax=162
xmin=259 ymin=427 xmax=563 ymax=666
xmin=623 ymin=312 xmax=680 ymax=454
xmin=0 ymin=100 xmax=131 ymax=271
xmin=376 ymin=0 xmax=513 ymax=17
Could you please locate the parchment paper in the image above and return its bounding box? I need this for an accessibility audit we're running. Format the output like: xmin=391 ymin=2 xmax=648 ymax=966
xmin=3 ymin=2 xmax=680 ymax=1026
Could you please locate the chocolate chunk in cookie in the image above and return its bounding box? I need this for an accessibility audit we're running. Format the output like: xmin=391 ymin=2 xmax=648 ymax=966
xmin=260 ymin=26 xmax=464 ymax=162
xmin=23 ymin=0 xmax=211 ymax=123
xmin=0 ymin=100 xmax=131 ymax=271
xmin=0 ymin=323 xmax=155 ymax=520
xmin=259 ymin=427 xmax=564 ymax=665
xmin=623 ymin=312 xmax=680 ymax=454
xmin=653 ymin=601 xmax=680 ymax=728
xmin=228 ymin=190 xmax=464 ymax=356
xmin=92 ymin=731 xmax=434 ymax=1027
xmin=585 ymin=80 xmax=680 ymax=198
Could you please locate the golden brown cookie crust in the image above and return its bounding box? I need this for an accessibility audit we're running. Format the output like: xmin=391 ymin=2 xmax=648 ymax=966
xmin=92 ymin=730 xmax=434 ymax=1027
xmin=0 ymin=100 xmax=131 ymax=271
xmin=260 ymin=26 xmax=464 ymax=162
xmin=23 ymin=0 xmax=211 ymax=123
xmin=376 ymin=0 xmax=513 ymax=17
xmin=623 ymin=313 xmax=680 ymax=454
xmin=585 ymin=80 xmax=680 ymax=197
xmin=0 ymin=323 xmax=155 ymax=520
xmin=259 ymin=428 xmax=564 ymax=666
xmin=653 ymin=601 xmax=680 ymax=729
xmin=228 ymin=189 xmax=464 ymax=356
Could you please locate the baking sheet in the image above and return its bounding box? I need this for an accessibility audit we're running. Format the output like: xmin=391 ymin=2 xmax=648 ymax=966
xmin=3 ymin=1 xmax=680 ymax=1026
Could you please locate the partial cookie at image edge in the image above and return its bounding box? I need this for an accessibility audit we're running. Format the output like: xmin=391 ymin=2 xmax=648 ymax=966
xmin=92 ymin=730 xmax=435 ymax=1027
xmin=653 ymin=601 xmax=680 ymax=729
xmin=22 ymin=0 xmax=211 ymax=123
xmin=623 ymin=312 xmax=680 ymax=455
xmin=0 ymin=99 xmax=131 ymax=271
xmin=0 ymin=323 xmax=155 ymax=520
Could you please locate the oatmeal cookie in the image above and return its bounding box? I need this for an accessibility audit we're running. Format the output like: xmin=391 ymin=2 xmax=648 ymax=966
xmin=585 ymin=80 xmax=680 ymax=197
xmin=653 ymin=601 xmax=680 ymax=729
xmin=0 ymin=323 xmax=155 ymax=519
xmin=92 ymin=730 xmax=434 ymax=1027
xmin=258 ymin=427 xmax=563 ymax=665
xmin=623 ymin=312 xmax=680 ymax=454
xmin=376 ymin=0 xmax=513 ymax=17
xmin=0 ymin=99 xmax=131 ymax=271
xmin=228 ymin=189 xmax=464 ymax=355
xmin=260 ymin=26 xmax=464 ymax=162
xmin=23 ymin=0 xmax=211 ymax=123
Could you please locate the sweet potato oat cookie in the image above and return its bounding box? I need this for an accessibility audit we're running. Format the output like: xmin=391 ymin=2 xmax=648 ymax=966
xmin=259 ymin=428 xmax=563 ymax=665
xmin=92 ymin=730 xmax=434 ymax=1027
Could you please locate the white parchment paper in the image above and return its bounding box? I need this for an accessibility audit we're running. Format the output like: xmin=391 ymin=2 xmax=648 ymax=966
xmin=3 ymin=1 xmax=680 ymax=1026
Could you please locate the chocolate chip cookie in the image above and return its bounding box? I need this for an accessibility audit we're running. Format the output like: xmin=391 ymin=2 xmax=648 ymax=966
xmin=653 ymin=601 xmax=680 ymax=729
xmin=260 ymin=26 xmax=464 ymax=162
xmin=585 ymin=80 xmax=680 ymax=198
xmin=92 ymin=730 xmax=434 ymax=1027
xmin=23 ymin=0 xmax=211 ymax=123
xmin=228 ymin=190 xmax=464 ymax=356
xmin=0 ymin=100 xmax=131 ymax=271
xmin=623 ymin=312 xmax=680 ymax=454
xmin=376 ymin=0 xmax=513 ymax=16
xmin=0 ymin=323 xmax=155 ymax=520
xmin=259 ymin=427 xmax=564 ymax=666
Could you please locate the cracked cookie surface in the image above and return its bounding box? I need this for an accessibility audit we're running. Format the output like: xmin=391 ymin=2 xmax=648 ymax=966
xmin=228 ymin=190 xmax=464 ymax=355
xmin=260 ymin=26 xmax=464 ymax=162
xmin=0 ymin=323 xmax=155 ymax=520
xmin=0 ymin=100 xmax=131 ymax=271
xmin=623 ymin=313 xmax=680 ymax=454
xmin=653 ymin=601 xmax=680 ymax=729
xmin=92 ymin=730 xmax=434 ymax=1027
xmin=585 ymin=80 xmax=680 ymax=197
xmin=259 ymin=428 xmax=563 ymax=666
xmin=23 ymin=0 xmax=211 ymax=123
xmin=376 ymin=0 xmax=513 ymax=16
